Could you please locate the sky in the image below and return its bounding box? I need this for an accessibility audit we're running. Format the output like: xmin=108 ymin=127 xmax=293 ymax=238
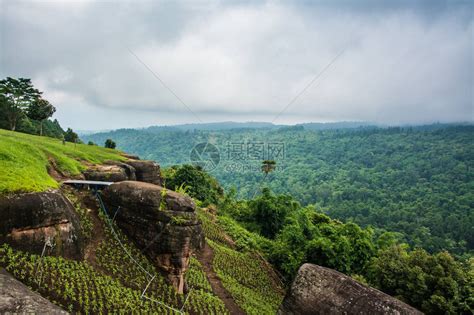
xmin=0 ymin=0 xmax=473 ymax=130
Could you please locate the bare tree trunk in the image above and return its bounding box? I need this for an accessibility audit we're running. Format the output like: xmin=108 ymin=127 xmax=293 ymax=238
xmin=7 ymin=110 xmax=17 ymax=131
xmin=252 ymin=173 xmax=268 ymax=199
xmin=40 ymin=120 xmax=43 ymax=136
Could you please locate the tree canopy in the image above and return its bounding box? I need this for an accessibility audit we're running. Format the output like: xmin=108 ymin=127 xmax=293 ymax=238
xmin=0 ymin=77 xmax=42 ymax=131
xmin=84 ymin=125 xmax=474 ymax=255
xmin=163 ymin=164 xmax=223 ymax=206
xmin=105 ymin=139 xmax=116 ymax=149
xmin=0 ymin=77 xmax=64 ymax=138
xmin=26 ymin=98 xmax=56 ymax=136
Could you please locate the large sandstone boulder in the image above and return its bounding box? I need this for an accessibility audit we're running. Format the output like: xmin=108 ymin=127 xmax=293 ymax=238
xmin=126 ymin=160 xmax=162 ymax=186
xmin=82 ymin=160 xmax=162 ymax=186
xmin=101 ymin=181 xmax=204 ymax=293
xmin=83 ymin=161 xmax=136 ymax=182
xmin=278 ymin=263 xmax=422 ymax=315
xmin=0 ymin=268 xmax=68 ymax=314
xmin=0 ymin=192 xmax=84 ymax=260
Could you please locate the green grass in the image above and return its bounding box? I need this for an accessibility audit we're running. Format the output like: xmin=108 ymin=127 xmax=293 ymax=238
xmin=0 ymin=129 xmax=125 ymax=194
xmin=197 ymin=208 xmax=235 ymax=248
xmin=95 ymin=208 xmax=228 ymax=314
xmin=0 ymin=244 xmax=177 ymax=314
xmin=208 ymin=239 xmax=284 ymax=315
xmin=197 ymin=208 xmax=284 ymax=314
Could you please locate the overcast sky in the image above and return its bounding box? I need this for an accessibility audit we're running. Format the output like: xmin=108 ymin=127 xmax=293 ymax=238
xmin=0 ymin=0 xmax=472 ymax=130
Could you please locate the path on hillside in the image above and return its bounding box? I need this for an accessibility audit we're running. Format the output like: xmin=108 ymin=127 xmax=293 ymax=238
xmin=79 ymin=193 xmax=107 ymax=273
xmin=196 ymin=243 xmax=245 ymax=315
xmin=83 ymin=206 xmax=105 ymax=268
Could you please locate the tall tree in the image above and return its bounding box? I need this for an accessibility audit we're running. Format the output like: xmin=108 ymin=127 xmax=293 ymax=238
xmin=0 ymin=77 xmax=42 ymax=131
xmin=26 ymin=98 xmax=56 ymax=136
xmin=64 ymin=128 xmax=79 ymax=143
xmin=249 ymin=187 xmax=296 ymax=238
xmin=104 ymin=139 xmax=116 ymax=149
xmin=261 ymin=160 xmax=276 ymax=176
xmin=164 ymin=164 xmax=223 ymax=206
xmin=253 ymin=160 xmax=277 ymax=198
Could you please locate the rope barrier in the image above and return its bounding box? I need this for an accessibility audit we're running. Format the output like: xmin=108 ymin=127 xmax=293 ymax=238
xmin=95 ymin=192 xmax=186 ymax=314
xmin=95 ymin=192 xmax=153 ymax=279
xmin=141 ymin=275 xmax=156 ymax=298
xmin=180 ymin=288 xmax=193 ymax=313
xmin=112 ymin=206 xmax=121 ymax=222
xmin=35 ymin=237 xmax=54 ymax=286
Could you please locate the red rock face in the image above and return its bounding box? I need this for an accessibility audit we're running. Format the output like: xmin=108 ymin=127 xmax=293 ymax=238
xmin=278 ymin=263 xmax=423 ymax=315
xmin=101 ymin=181 xmax=204 ymax=294
xmin=0 ymin=192 xmax=84 ymax=260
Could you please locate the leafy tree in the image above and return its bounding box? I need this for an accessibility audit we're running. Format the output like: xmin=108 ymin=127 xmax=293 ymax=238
xmin=88 ymin=141 xmax=96 ymax=146
xmin=26 ymin=98 xmax=56 ymax=136
xmin=261 ymin=160 xmax=276 ymax=177
xmin=269 ymin=207 xmax=376 ymax=276
xmin=64 ymin=128 xmax=79 ymax=143
xmin=164 ymin=164 xmax=223 ymax=206
xmin=0 ymin=77 xmax=42 ymax=131
xmin=253 ymin=160 xmax=277 ymax=198
xmin=249 ymin=188 xmax=298 ymax=239
xmin=105 ymin=139 xmax=116 ymax=149
xmin=39 ymin=119 xmax=64 ymax=139
xmin=368 ymin=245 xmax=473 ymax=314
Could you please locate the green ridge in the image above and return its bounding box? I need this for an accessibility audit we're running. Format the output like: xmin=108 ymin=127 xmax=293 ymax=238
xmin=0 ymin=129 xmax=125 ymax=194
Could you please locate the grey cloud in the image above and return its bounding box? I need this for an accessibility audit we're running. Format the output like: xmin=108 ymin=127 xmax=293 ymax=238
xmin=0 ymin=0 xmax=472 ymax=129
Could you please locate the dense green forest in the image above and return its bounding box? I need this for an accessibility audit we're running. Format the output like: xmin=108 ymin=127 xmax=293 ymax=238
xmin=163 ymin=164 xmax=473 ymax=314
xmin=84 ymin=124 xmax=474 ymax=256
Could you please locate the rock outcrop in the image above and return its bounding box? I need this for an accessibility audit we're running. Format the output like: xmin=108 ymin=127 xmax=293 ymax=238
xmin=101 ymin=181 xmax=204 ymax=293
xmin=83 ymin=161 xmax=136 ymax=182
xmin=0 ymin=192 xmax=84 ymax=260
xmin=0 ymin=268 xmax=68 ymax=314
xmin=83 ymin=160 xmax=162 ymax=186
xmin=126 ymin=160 xmax=162 ymax=186
xmin=278 ymin=263 xmax=422 ymax=315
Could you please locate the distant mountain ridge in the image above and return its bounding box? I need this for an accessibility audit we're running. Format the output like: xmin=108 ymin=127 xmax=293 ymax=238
xmin=148 ymin=121 xmax=379 ymax=131
xmin=92 ymin=121 xmax=376 ymax=134
xmin=84 ymin=121 xmax=474 ymax=135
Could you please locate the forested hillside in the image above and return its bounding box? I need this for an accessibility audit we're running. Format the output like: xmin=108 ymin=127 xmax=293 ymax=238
xmin=1 ymin=128 xmax=472 ymax=314
xmin=84 ymin=124 xmax=474 ymax=256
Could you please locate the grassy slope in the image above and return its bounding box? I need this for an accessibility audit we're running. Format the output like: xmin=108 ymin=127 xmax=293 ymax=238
xmin=0 ymin=129 xmax=284 ymax=314
xmin=198 ymin=208 xmax=285 ymax=314
xmin=0 ymin=129 xmax=125 ymax=194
